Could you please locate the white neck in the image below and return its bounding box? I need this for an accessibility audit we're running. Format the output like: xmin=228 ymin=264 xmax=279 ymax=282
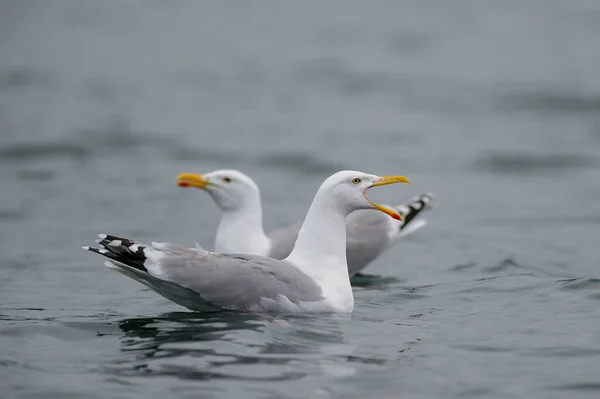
xmin=285 ymin=189 xmax=353 ymax=310
xmin=214 ymin=206 xmax=271 ymax=255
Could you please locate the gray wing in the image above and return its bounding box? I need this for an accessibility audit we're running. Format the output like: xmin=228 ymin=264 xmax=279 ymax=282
xmin=266 ymin=222 xmax=303 ymax=260
xmin=345 ymin=210 xmax=395 ymax=276
xmin=85 ymin=234 xmax=323 ymax=312
xmin=345 ymin=193 xmax=435 ymax=276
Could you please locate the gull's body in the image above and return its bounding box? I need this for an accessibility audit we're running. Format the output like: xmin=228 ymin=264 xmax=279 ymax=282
xmin=177 ymin=170 xmax=433 ymax=276
xmin=84 ymin=171 xmax=411 ymax=313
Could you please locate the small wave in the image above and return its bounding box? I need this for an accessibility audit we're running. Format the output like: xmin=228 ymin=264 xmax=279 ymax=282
xmin=168 ymin=147 xmax=250 ymax=165
xmin=292 ymin=57 xmax=419 ymax=98
xmin=259 ymin=152 xmax=344 ymax=175
xmin=0 ymin=142 xmax=91 ymax=161
xmin=453 ymin=388 xmax=495 ymax=398
xmin=472 ymin=151 xmax=595 ymax=175
xmin=0 ymin=127 xmax=174 ymax=162
xmin=0 ymin=209 xmax=26 ymax=222
xmin=467 ymin=257 xmax=563 ymax=279
xmin=497 ymin=92 xmax=600 ymax=114
xmin=547 ymin=382 xmax=600 ymax=392
xmin=458 ymin=282 xmax=542 ymax=295
xmin=343 ymin=355 xmax=387 ymax=365
xmin=558 ymin=278 xmax=600 ymax=291
xmin=1 ymin=256 xmax=39 ymax=270
xmin=0 ymin=67 xmax=56 ymax=90
xmin=77 ymin=124 xmax=170 ymax=150
xmin=168 ymin=148 xmax=342 ymax=175
xmin=16 ymin=169 xmax=56 ymax=181
xmin=451 ymin=344 xmax=514 ymax=353
xmin=450 ymin=262 xmax=477 ymax=272
xmin=524 ymin=346 xmax=600 ymax=358
xmin=360 ymin=285 xmax=433 ymax=305
xmin=482 ymin=258 xmax=524 ymax=273
xmin=588 ymin=293 xmax=600 ymax=301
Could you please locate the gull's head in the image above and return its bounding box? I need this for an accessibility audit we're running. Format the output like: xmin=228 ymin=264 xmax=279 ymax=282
xmin=176 ymin=169 xmax=260 ymax=211
xmin=321 ymin=170 xmax=411 ymax=220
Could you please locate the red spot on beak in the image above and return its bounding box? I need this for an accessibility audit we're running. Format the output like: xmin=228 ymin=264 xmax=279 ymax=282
xmin=178 ymin=182 xmax=190 ymax=187
xmin=392 ymin=213 xmax=401 ymax=220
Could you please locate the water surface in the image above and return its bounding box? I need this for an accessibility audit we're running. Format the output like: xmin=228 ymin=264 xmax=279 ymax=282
xmin=1 ymin=1 xmax=600 ymax=398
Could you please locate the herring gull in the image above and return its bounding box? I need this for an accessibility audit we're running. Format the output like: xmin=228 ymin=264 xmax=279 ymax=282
xmin=176 ymin=169 xmax=433 ymax=276
xmin=83 ymin=170 xmax=411 ymax=313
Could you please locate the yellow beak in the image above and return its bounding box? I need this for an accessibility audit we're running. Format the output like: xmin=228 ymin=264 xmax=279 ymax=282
xmin=176 ymin=173 xmax=211 ymax=189
xmin=364 ymin=175 xmax=412 ymax=220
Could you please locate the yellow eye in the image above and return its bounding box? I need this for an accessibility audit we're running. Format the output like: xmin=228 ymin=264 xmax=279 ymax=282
xmin=352 ymin=178 xmax=361 ymax=184
xmin=223 ymin=177 xmax=232 ymax=183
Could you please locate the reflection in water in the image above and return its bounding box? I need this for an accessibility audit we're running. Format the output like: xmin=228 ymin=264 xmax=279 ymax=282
xmin=110 ymin=311 xmax=357 ymax=383
xmin=350 ymin=273 xmax=403 ymax=288
xmin=117 ymin=311 xmax=264 ymax=346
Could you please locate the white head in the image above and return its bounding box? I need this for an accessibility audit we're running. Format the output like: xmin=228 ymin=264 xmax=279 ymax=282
xmin=283 ymin=170 xmax=412 ymax=311
xmin=176 ymin=169 xmax=260 ymax=212
xmin=313 ymin=170 xmax=411 ymax=220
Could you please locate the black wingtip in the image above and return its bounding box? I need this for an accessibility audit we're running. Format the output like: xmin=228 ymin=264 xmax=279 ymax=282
xmin=397 ymin=193 xmax=434 ymax=230
xmin=83 ymin=234 xmax=148 ymax=273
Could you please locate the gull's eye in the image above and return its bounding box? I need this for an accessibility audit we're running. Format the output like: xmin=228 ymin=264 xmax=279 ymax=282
xmin=352 ymin=178 xmax=361 ymax=185
xmin=223 ymin=177 xmax=232 ymax=183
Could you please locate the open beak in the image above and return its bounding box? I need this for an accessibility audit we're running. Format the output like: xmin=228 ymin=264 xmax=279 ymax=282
xmin=176 ymin=173 xmax=211 ymax=189
xmin=363 ymin=175 xmax=412 ymax=220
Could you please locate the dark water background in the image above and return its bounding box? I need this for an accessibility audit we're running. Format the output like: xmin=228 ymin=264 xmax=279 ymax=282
xmin=1 ymin=1 xmax=600 ymax=398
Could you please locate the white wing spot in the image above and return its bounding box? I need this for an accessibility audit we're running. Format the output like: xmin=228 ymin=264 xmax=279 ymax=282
xmin=99 ymin=249 xmax=108 ymax=254
xmin=396 ymin=205 xmax=409 ymax=214
xmin=98 ymin=234 xmax=107 ymax=239
xmin=108 ymin=240 xmax=122 ymax=247
xmin=129 ymin=244 xmax=139 ymax=252
xmin=82 ymin=246 xmax=90 ymax=250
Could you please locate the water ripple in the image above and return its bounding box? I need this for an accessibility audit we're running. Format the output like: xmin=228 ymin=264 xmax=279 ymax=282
xmin=168 ymin=148 xmax=342 ymax=175
xmin=0 ymin=142 xmax=91 ymax=161
xmin=558 ymin=278 xmax=600 ymax=291
xmin=497 ymin=92 xmax=600 ymax=114
xmin=0 ymin=67 xmax=57 ymax=90
xmin=451 ymin=344 xmax=514 ymax=353
xmin=548 ymin=382 xmax=600 ymax=392
xmin=106 ymin=312 xmax=358 ymax=383
xmin=472 ymin=151 xmax=596 ymax=175
xmin=524 ymin=346 xmax=600 ymax=358
xmin=16 ymin=169 xmax=57 ymax=181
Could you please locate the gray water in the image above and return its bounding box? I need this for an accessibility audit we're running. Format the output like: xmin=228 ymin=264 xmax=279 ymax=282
xmin=1 ymin=0 xmax=600 ymax=398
